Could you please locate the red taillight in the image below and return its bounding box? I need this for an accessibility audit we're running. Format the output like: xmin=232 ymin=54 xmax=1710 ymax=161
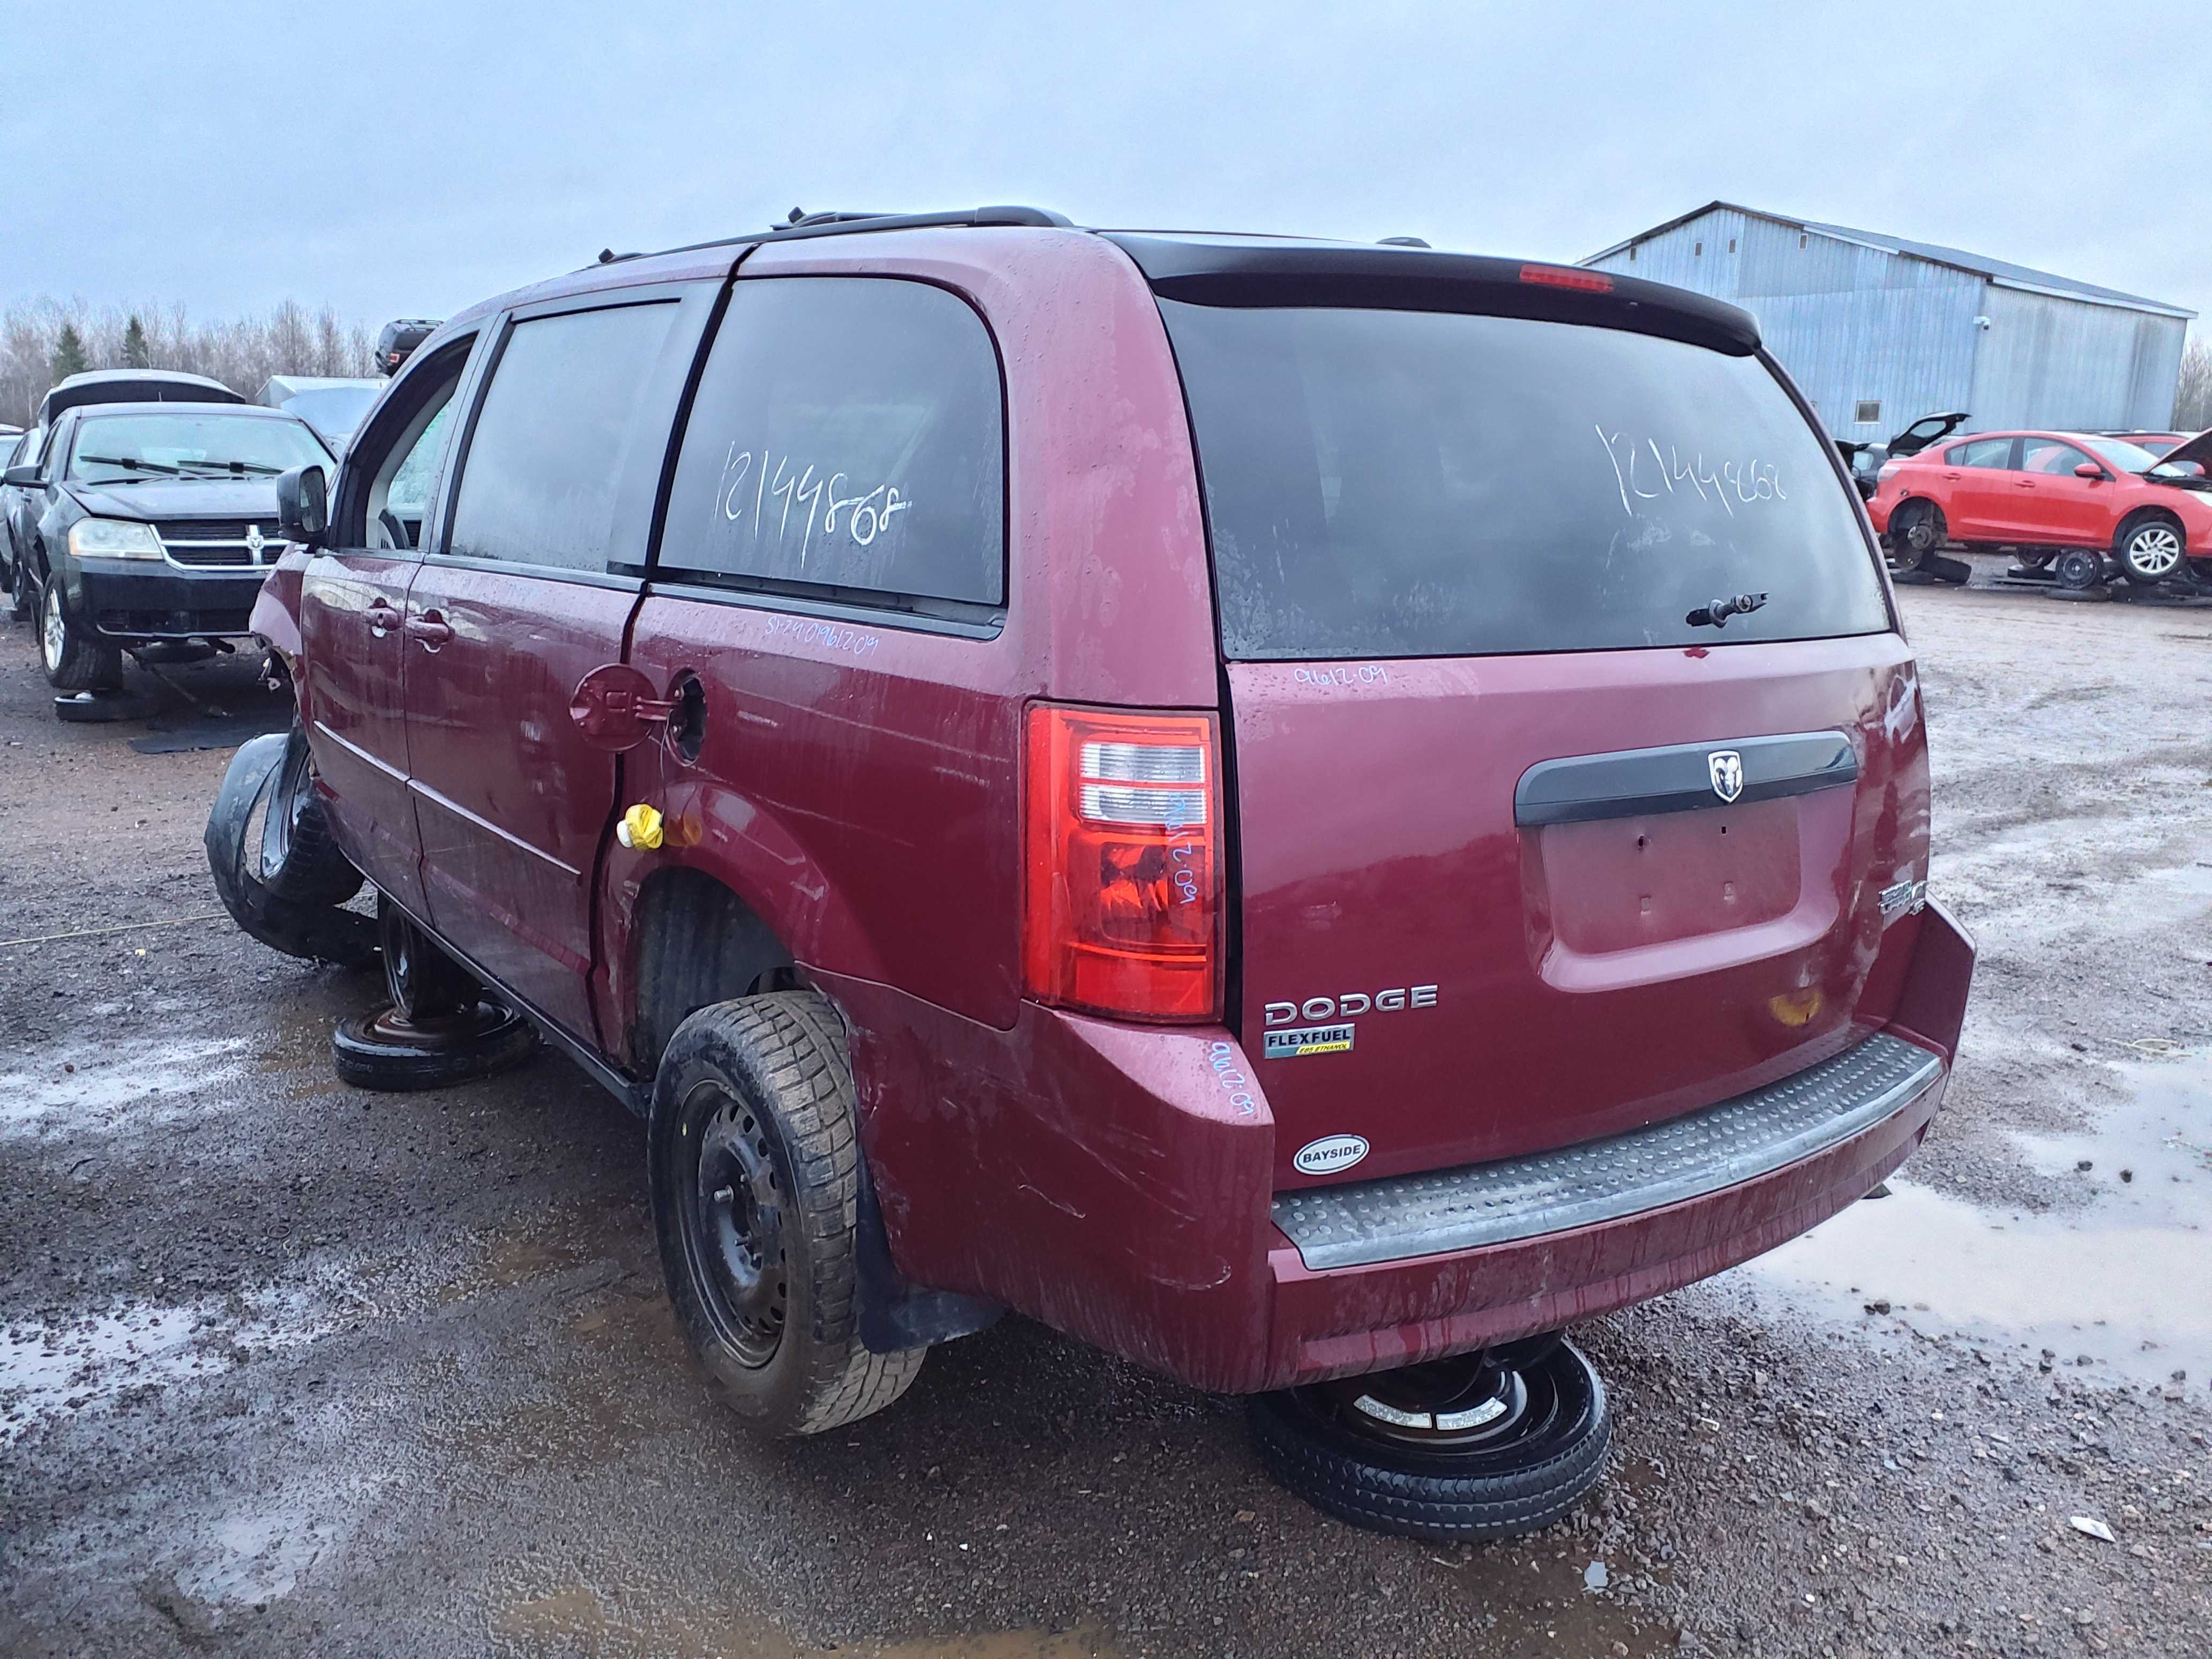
xmin=1519 ymin=263 xmax=1612 ymax=294
xmin=1023 ymin=704 xmax=1222 ymax=1022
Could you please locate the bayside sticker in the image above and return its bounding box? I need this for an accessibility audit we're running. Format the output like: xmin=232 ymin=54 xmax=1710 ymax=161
xmin=1292 ymin=1134 xmax=1370 ymax=1176
xmin=1264 ymin=1023 xmax=1355 ymax=1060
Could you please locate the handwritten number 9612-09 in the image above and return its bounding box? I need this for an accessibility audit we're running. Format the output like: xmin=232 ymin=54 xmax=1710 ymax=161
xmin=713 ymin=444 xmax=910 ymax=563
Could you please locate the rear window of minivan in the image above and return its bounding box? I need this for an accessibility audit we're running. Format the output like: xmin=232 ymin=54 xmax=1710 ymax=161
xmin=1158 ymin=302 xmax=1890 ymax=659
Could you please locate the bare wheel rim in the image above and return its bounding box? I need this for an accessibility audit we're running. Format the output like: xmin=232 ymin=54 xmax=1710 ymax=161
xmin=2128 ymin=525 xmax=2182 ymax=576
xmin=41 ymin=581 xmax=65 ymax=672
xmin=682 ymin=1079 xmax=788 ymax=1368
xmin=1311 ymin=1354 xmax=1539 ymax=1453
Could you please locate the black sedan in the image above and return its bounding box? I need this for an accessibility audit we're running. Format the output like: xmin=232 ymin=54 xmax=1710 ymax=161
xmin=4 ymin=402 xmax=332 ymax=706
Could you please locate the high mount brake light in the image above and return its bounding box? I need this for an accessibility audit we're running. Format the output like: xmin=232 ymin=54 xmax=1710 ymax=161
xmin=1519 ymin=263 xmax=1613 ymax=294
xmin=1023 ymin=705 xmax=1222 ymax=1022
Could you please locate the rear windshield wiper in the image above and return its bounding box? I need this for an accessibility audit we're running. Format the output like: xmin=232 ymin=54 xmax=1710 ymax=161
xmin=1685 ymin=592 xmax=1768 ymax=629
xmin=76 ymin=454 xmax=182 ymax=476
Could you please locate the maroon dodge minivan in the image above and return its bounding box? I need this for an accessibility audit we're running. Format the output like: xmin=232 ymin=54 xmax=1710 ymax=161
xmin=216 ymin=207 xmax=1972 ymax=1540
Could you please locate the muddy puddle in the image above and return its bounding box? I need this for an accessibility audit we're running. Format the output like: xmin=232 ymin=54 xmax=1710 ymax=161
xmin=1738 ymin=1051 xmax=2211 ymax=1385
xmin=0 ymin=1282 xmax=337 ymax=1447
xmin=492 ymin=1578 xmax=1117 ymax=1659
xmin=0 ymin=1027 xmax=249 ymax=1142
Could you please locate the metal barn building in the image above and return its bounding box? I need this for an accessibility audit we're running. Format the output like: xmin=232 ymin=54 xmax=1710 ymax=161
xmin=1582 ymin=203 xmax=2195 ymax=438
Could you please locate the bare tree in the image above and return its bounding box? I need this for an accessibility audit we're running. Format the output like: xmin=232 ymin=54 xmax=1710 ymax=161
xmin=2177 ymin=334 xmax=2212 ymax=432
xmin=0 ymin=296 xmax=375 ymax=424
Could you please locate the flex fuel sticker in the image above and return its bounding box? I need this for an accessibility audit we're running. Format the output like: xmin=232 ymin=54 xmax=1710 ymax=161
xmin=1264 ymin=1023 xmax=1355 ymax=1059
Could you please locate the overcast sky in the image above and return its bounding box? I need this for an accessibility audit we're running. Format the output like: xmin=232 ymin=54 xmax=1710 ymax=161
xmin=3 ymin=0 xmax=2203 ymax=335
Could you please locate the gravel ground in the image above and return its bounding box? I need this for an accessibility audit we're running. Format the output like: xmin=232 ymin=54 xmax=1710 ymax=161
xmin=2 ymin=569 xmax=2208 ymax=1658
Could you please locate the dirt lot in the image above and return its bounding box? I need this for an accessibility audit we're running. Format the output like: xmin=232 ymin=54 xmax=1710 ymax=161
xmin=3 ymin=571 xmax=2209 ymax=1659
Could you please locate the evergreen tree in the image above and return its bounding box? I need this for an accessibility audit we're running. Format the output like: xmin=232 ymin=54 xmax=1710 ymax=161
xmin=50 ymin=323 xmax=88 ymax=382
xmin=123 ymin=315 xmax=151 ymax=369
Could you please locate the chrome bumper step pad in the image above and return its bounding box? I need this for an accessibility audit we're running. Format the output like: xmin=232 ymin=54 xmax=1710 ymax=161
xmin=1272 ymin=1033 xmax=1944 ymax=1271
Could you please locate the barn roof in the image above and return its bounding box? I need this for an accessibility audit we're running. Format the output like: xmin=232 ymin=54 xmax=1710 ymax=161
xmin=1585 ymin=201 xmax=2194 ymax=320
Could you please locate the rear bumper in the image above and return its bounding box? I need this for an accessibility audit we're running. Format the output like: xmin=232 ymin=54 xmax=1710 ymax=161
xmin=63 ymin=556 xmax=266 ymax=641
xmin=828 ymin=896 xmax=1975 ymax=1394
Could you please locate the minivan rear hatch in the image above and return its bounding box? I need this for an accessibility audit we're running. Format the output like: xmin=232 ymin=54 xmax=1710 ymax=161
xmin=1130 ymin=243 xmax=1929 ymax=1189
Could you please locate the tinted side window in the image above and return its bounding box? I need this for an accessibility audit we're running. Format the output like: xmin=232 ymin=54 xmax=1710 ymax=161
xmin=1950 ymin=438 xmax=2015 ymax=469
xmin=447 ymin=302 xmax=680 ymax=572
xmin=661 ymin=278 xmax=1004 ymax=607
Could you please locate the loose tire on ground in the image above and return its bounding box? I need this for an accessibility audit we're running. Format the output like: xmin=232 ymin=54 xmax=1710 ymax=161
xmin=2116 ymin=515 xmax=2185 ymax=586
xmin=1247 ymin=1338 xmax=1611 ymax=1541
xmin=40 ymin=576 xmax=122 ymax=694
xmin=649 ymin=991 xmax=925 ymax=1436
xmin=2053 ymin=547 xmax=2104 ymax=591
xmin=331 ymin=1002 xmax=538 ymax=1091
xmin=205 ymin=733 xmax=378 ymax=966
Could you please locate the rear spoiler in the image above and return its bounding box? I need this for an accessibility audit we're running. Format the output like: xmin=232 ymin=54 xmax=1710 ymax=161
xmin=1105 ymin=235 xmax=1760 ymax=357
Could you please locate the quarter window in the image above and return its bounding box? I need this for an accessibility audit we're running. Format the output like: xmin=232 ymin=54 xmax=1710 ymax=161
xmin=661 ymin=278 xmax=1005 ymax=608
xmin=446 ymin=302 xmax=681 ymax=572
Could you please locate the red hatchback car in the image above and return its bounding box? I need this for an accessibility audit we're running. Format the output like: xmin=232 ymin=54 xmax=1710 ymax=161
xmin=212 ymin=208 xmax=1974 ymax=1538
xmin=1870 ymin=427 xmax=2212 ymax=587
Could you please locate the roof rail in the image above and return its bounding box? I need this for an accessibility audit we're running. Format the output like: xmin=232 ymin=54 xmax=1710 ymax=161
xmin=625 ymin=206 xmax=1073 ymax=265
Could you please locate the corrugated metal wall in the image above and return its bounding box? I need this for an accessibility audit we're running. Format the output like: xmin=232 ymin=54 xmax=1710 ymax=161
xmin=1587 ymin=208 xmax=2184 ymax=436
xmin=1968 ymin=283 xmax=2186 ymax=430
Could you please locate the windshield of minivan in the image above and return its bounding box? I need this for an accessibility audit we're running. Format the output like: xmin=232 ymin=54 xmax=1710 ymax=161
xmin=1159 ymin=302 xmax=1891 ymax=659
xmin=69 ymin=412 xmax=332 ymax=484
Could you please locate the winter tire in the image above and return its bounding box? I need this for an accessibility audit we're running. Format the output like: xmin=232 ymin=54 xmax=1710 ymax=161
xmin=2053 ymin=547 xmax=2104 ymax=592
xmin=331 ymin=1000 xmax=537 ymax=1092
xmin=2117 ymin=517 xmax=2185 ymax=585
xmin=40 ymin=576 xmax=122 ymax=694
xmin=650 ymin=990 xmax=925 ymax=1436
xmin=205 ymin=733 xmax=378 ymax=967
xmin=258 ymin=726 xmax=363 ymax=907
xmin=1247 ymin=1336 xmax=1611 ymax=1541
xmin=2013 ymin=549 xmax=2054 ymax=571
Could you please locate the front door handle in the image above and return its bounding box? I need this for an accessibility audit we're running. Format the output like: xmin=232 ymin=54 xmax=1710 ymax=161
xmin=405 ymin=610 xmax=453 ymax=648
xmin=365 ymin=600 xmax=402 ymax=636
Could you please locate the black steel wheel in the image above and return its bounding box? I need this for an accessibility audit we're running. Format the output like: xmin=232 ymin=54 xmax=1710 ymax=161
xmin=378 ymin=894 xmax=480 ymax=1021
xmin=331 ymin=1000 xmax=538 ymax=1092
xmin=686 ymin=1077 xmax=791 ymax=1367
xmin=258 ymin=727 xmax=363 ymax=907
xmin=649 ymin=991 xmax=925 ymax=1435
xmin=2053 ymin=546 xmax=2104 ymax=591
xmin=1247 ymin=1336 xmax=1611 ymax=1541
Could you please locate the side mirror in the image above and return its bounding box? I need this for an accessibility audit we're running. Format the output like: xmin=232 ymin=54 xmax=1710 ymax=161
xmin=4 ymin=464 xmax=41 ymax=488
xmin=275 ymin=465 xmax=328 ymax=542
xmin=2074 ymin=462 xmax=2106 ymax=481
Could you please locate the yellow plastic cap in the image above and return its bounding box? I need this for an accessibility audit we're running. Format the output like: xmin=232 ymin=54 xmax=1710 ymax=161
xmin=617 ymin=803 xmax=665 ymax=851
